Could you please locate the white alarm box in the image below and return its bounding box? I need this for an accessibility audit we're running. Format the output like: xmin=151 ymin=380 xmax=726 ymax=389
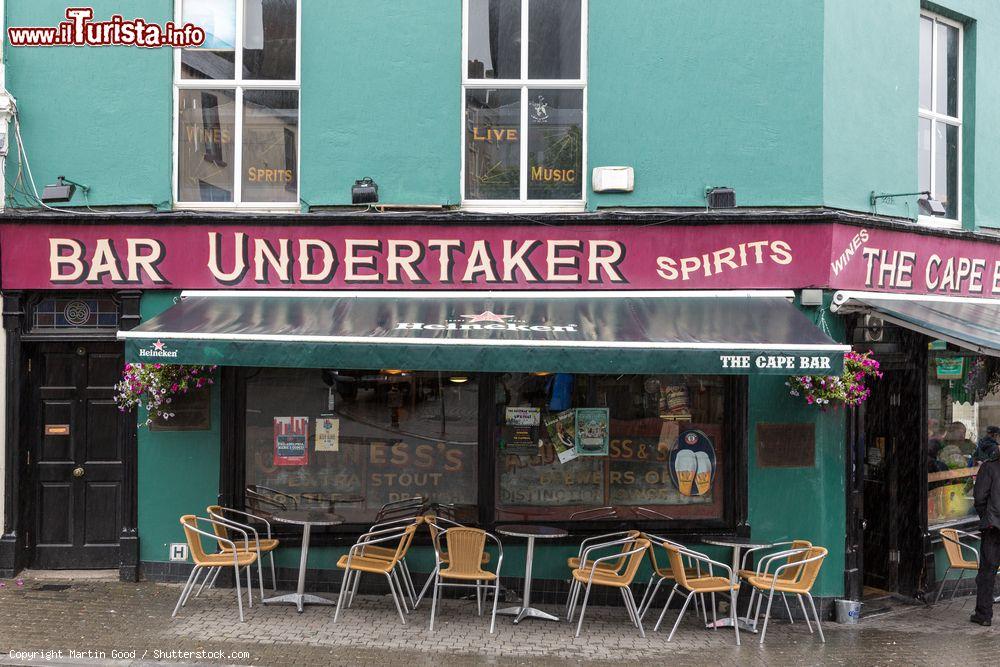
xmin=592 ymin=166 xmax=634 ymax=193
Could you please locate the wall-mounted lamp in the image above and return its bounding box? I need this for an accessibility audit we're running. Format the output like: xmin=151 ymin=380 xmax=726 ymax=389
xmin=870 ymin=190 xmax=946 ymax=217
xmin=705 ymin=186 xmax=736 ymax=209
xmin=352 ymin=177 xmax=379 ymax=205
xmin=41 ymin=175 xmax=88 ymax=203
xmin=448 ymin=375 xmax=470 ymax=384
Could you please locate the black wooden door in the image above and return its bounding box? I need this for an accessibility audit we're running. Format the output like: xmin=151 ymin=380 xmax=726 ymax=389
xmin=29 ymin=342 xmax=124 ymax=568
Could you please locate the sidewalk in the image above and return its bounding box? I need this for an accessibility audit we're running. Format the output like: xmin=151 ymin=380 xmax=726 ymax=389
xmin=1 ymin=575 xmax=999 ymax=666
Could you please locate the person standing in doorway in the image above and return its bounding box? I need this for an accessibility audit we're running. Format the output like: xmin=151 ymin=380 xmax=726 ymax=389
xmin=972 ymin=436 xmax=1000 ymax=626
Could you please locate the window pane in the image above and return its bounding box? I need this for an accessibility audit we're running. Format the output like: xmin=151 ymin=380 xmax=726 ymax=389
xmin=527 ymin=88 xmax=582 ymax=199
xmin=181 ymin=0 xmax=236 ymax=79
xmin=936 ymin=21 xmax=959 ymax=117
xmin=243 ymin=0 xmax=297 ymax=80
xmin=919 ymin=17 xmax=932 ymax=110
xmin=918 ymin=117 xmax=931 ymax=195
xmin=465 ymin=88 xmax=521 ymax=200
xmin=245 ymin=369 xmax=479 ymax=524
xmin=528 ymin=0 xmax=581 ymax=79
xmin=177 ymin=89 xmax=236 ymax=202
xmin=242 ymin=90 xmax=299 ymax=203
xmin=933 ymin=121 xmax=959 ymax=219
xmin=468 ymin=0 xmax=521 ymax=79
xmin=495 ymin=373 xmax=727 ymax=522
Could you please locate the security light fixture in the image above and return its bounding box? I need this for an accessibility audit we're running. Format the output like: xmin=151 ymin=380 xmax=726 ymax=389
xmin=352 ymin=177 xmax=379 ymax=205
xmin=41 ymin=176 xmax=87 ymax=203
xmin=869 ymin=190 xmax=947 ymax=217
xmin=705 ymin=187 xmax=736 ymax=209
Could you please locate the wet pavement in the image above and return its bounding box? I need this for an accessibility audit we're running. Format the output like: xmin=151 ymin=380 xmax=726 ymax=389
xmin=0 ymin=575 xmax=999 ymax=666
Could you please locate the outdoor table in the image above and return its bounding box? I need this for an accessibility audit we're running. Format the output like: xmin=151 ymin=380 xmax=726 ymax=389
xmin=263 ymin=509 xmax=344 ymax=613
xmin=496 ymin=524 xmax=569 ymax=623
xmin=701 ymin=536 xmax=774 ymax=632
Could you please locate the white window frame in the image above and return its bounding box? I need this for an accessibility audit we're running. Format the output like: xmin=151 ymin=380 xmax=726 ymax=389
xmin=173 ymin=0 xmax=302 ymax=212
xmin=918 ymin=11 xmax=963 ymax=229
xmin=461 ymin=0 xmax=588 ymax=213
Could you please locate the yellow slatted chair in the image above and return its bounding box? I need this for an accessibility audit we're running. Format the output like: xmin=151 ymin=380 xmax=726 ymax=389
xmin=563 ymin=530 xmax=641 ymax=619
xmin=652 ymin=542 xmax=741 ymax=645
xmin=935 ymin=528 xmax=981 ymax=604
xmin=173 ymin=515 xmax=258 ymax=622
xmin=206 ymin=505 xmax=280 ymax=595
xmin=415 ymin=514 xmax=490 ymax=608
xmin=358 ymin=516 xmax=424 ymax=607
xmin=745 ymin=546 xmax=828 ymax=644
xmin=738 ymin=539 xmax=812 ymax=625
xmin=638 ymin=534 xmax=707 ymax=624
xmin=333 ymin=523 xmax=418 ymax=625
xmin=568 ymin=537 xmax=650 ymax=638
xmin=428 ymin=527 xmax=504 ymax=633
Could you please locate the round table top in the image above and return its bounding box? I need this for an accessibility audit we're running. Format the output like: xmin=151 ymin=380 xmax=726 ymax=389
xmin=270 ymin=509 xmax=345 ymax=526
xmin=496 ymin=524 xmax=569 ymax=539
xmin=702 ymin=536 xmax=772 ymax=549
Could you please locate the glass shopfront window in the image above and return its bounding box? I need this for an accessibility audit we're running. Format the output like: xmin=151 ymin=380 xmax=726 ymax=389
xmin=244 ymin=368 xmax=479 ymax=523
xmin=927 ymin=352 xmax=1000 ymax=527
xmin=495 ymin=373 xmax=728 ymax=522
xmin=239 ymin=368 xmax=737 ymax=530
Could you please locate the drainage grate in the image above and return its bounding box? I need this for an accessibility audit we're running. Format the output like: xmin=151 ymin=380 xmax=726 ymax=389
xmin=34 ymin=584 xmax=72 ymax=592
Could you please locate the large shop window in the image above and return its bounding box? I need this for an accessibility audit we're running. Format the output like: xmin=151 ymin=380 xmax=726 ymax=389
xmin=175 ymin=0 xmax=300 ymax=207
xmin=463 ymin=0 xmax=586 ymax=209
xmin=244 ymin=369 xmax=480 ymax=524
xmin=918 ymin=11 xmax=963 ymax=225
xmin=927 ymin=352 xmax=1000 ymax=528
xmin=495 ymin=374 xmax=727 ymax=522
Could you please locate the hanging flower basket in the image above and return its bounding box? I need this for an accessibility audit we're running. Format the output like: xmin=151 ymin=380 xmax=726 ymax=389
xmin=115 ymin=362 xmax=217 ymax=427
xmin=786 ymin=350 xmax=882 ymax=409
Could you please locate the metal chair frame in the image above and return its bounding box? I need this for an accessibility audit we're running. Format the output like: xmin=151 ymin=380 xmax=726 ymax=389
xmin=206 ymin=506 xmax=276 ymax=593
xmin=333 ymin=525 xmax=416 ymax=626
xmin=427 ymin=527 xmax=504 ymax=633
xmin=566 ymin=539 xmax=649 ymax=638
xmin=652 ymin=545 xmax=740 ymax=646
xmin=935 ymin=529 xmax=981 ymax=604
xmin=416 ymin=515 xmax=467 ymax=608
xmin=745 ymin=547 xmax=827 ymax=644
xmin=564 ymin=531 xmax=639 ymax=619
xmin=361 ymin=516 xmax=425 ymax=607
xmin=740 ymin=540 xmax=810 ymax=624
xmin=638 ymin=533 xmax=708 ymax=625
xmin=173 ymin=516 xmax=258 ymax=623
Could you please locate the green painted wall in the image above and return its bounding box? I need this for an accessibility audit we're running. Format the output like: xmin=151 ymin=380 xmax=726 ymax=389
xmin=137 ymin=291 xmax=222 ymax=563
xmin=587 ymin=0 xmax=825 ymax=210
xmin=298 ymin=1 xmax=461 ymax=208
xmin=3 ymin=1 xmax=172 ymax=209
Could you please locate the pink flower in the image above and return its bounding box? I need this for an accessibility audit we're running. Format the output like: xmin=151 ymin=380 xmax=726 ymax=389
xmin=171 ymin=384 xmax=179 ymax=392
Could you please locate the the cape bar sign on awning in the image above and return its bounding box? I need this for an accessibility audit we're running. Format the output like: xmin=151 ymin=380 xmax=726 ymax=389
xmin=2 ymin=222 xmax=1000 ymax=296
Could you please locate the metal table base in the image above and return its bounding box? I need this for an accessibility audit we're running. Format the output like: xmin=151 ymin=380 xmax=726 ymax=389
xmin=495 ymin=532 xmax=561 ymax=623
xmin=263 ymin=522 xmax=337 ymax=612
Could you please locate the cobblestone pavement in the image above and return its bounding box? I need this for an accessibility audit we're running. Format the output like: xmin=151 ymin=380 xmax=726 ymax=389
xmin=1 ymin=575 xmax=1000 ymax=666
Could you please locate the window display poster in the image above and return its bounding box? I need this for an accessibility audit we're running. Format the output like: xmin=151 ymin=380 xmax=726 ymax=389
xmin=274 ymin=416 xmax=309 ymax=466
xmin=502 ymin=407 xmax=541 ymax=452
xmin=315 ymin=417 xmax=340 ymax=452
xmin=575 ymin=408 xmax=610 ymax=456
xmin=544 ymin=409 xmax=579 ymax=463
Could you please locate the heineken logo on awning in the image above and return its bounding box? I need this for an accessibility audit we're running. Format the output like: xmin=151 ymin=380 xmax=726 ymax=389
xmin=395 ymin=311 xmax=579 ymax=334
xmin=137 ymin=339 xmax=179 ymax=358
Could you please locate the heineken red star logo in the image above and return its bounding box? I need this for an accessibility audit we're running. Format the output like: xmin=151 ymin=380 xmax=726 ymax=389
xmin=461 ymin=311 xmax=515 ymax=324
xmin=152 ymin=340 xmax=166 ymax=351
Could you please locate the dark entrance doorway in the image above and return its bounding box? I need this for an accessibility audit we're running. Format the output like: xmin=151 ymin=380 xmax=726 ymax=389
xmin=860 ymin=329 xmax=926 ymax=598
xmin=27 ymin=341 xmax=125 ymax=569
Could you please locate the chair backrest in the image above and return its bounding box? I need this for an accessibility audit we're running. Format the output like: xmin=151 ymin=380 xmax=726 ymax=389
xmin=778 ymin=539 xmax=813 ymax=581
xmin=380 ymin=523 xmax=419 ymax=567
xmin=792 ymin=546 xmax=828 ymax=590
xmin=618 ymin=538 xmax=650 ymax=585
xmin=662 ymin=542 xmax=694 ymax=588
xmin=206 ymin=505 xmax=229 ymax=542
xmin=644 ymin=533 xmax=683 ymax=574
xmin=939 ymin=529 xmax=967 ymax=566
xmin=603 ymin=530 xmax=641 ymax=571
xmin=180 ymin=514 xmax=210 ymax=565
xmin=442 ymin=527 xmax=488 ymax=576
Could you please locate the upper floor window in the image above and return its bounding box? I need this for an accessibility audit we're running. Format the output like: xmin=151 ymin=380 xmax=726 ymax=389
xmin=919 ymin=12 xmax=962 ymax=225
xmin=462 ymin=0 xmax=586 ymax=210
xmin=174 ymin=0 xmax=300 ymax=208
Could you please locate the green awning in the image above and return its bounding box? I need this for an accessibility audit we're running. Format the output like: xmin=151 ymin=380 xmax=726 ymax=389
xmin=119 ymin=291 xmax=847 ymax=375
xmin=831 ymin=291 xmax=1000 ymax=356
